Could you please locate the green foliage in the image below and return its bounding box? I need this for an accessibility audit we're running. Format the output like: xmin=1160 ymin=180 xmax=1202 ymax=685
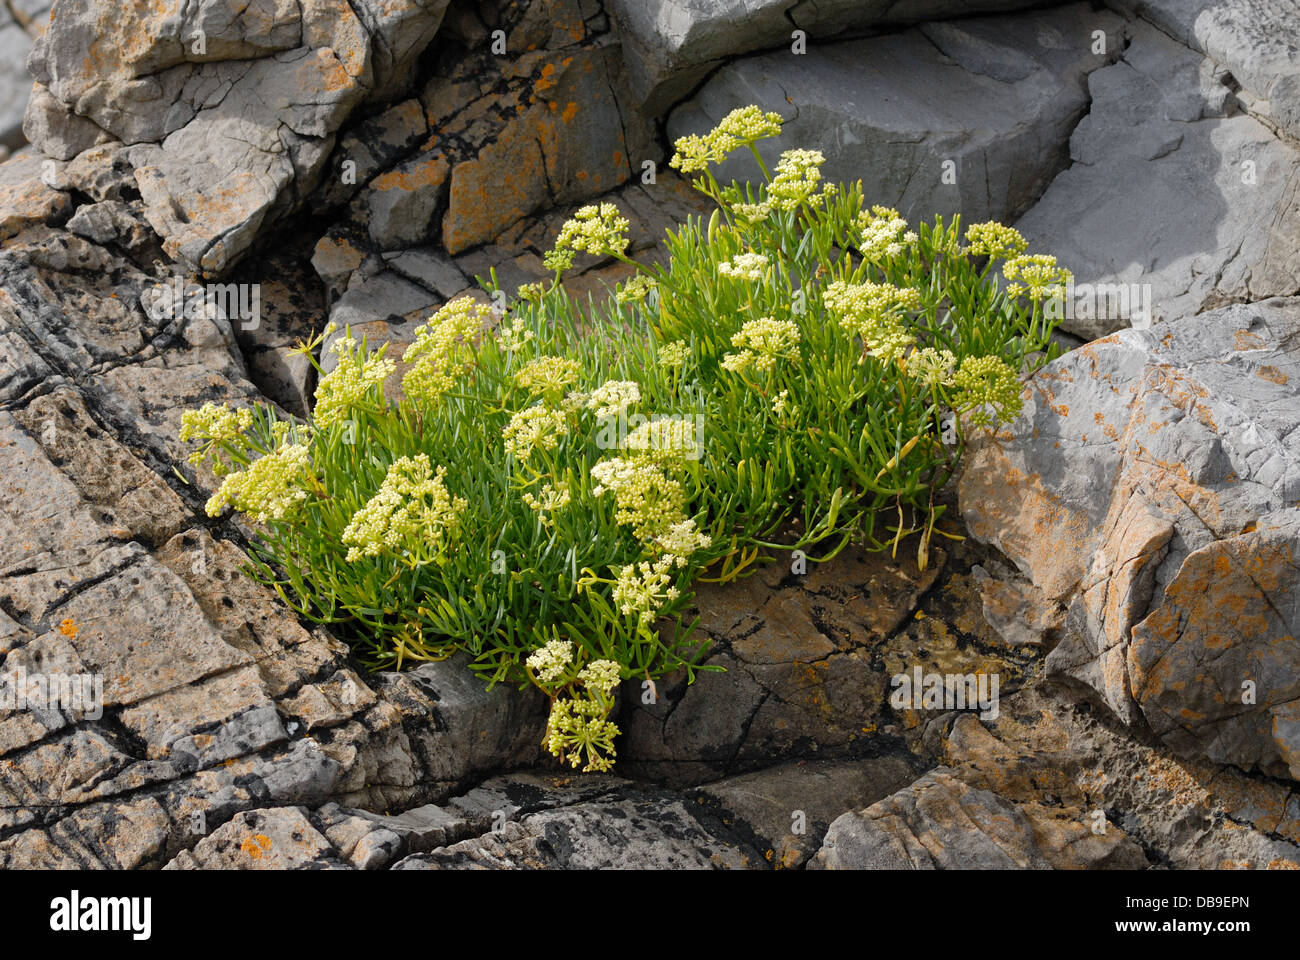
xmin=180 ymin=106 xmax=1068 ymax=772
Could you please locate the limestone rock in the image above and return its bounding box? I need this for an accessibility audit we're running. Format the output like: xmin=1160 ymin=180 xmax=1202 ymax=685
xmin=959 ymin=298 xmax=1300 ymax=779
xmin=1016 ymin=20 xmax=1300 ymax=338
xmin=612 ymin=0 xmax=1049 ymax=114
xmin=393 ymin=792 xmax=754 ymax=869
xmin=667 ymin=3 xmax=1124 ymax=227
xmin=1107 ymin=0 xmax=1300 ymax=140
xmin=0 ymin=13 xmax=32 ymax=149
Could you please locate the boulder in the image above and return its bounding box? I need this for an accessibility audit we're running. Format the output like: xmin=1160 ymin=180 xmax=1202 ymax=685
xmin=1106 ymin=0 xmax=1300 ymax=140
xmin=959 ymin=297 xmax=1300 ymax=780
xmin=1016 ymin=19 xmax=1300 ymax=339
xmin=611 ymin=0 xmax=1050 ymax=114
xmin=0 ymin=10 xmax=32 ymax=149
xmin=811 ymin=767 xmax=1147 ymax=869
xmin=666 ymin=3 xmax=1124 ymax=226
xmin=21 ymin=0 xmax=454 ymax=275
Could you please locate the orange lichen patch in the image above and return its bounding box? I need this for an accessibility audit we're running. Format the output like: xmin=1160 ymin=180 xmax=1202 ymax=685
xmin=1257 ymin=364 xmax=1289 ymax=385
xmin=560 ymin=101 xmax=579 ymax=123
xmin=57 ymin=618 xmax=78 ymax=638
xmin=370 ymin=153 xmax=449 ymax=193
xmin=303 ymin=47 xmax=356 ymax=95
xmin=957 ymin=446 xmax=1093 ymax=601
xmin=240 ymin=833 xmax=273 ymax=860
xmin=1235 ymin=329 xmax=1267 ymax=350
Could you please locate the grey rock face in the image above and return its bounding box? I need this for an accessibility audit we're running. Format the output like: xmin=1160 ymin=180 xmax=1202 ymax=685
xmin=0 ymin=14 xmax=32 ymax=150
xmin=21 ymin=0 xmax=453 ymax=275
xmin=611 ymin=0 xmax=1049 ymax=114
xmin=960 ymin=298 xmax=1300 ymax=780
xmin=1107 ymin=0 xmax=1300 ymax=140
xmin=666 ymin=4 xmax=1124 ymax=227
xmin=1016 ymin=20 xmax=1300 ymax=339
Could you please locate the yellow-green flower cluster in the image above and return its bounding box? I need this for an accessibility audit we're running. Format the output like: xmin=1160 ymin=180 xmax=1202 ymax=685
xmin=953 ymin=355 xmax=1024 ymax=428
xmin=669 ymin=105 xmax=784 ymax=173
xmin=514 ymin=355 xmax=581 ymax=397
xmin=402 ymin=298 xmax=492 ymax=406
xmin=521 ymin=480 xmax=571 ymax=527
xmin=668 ymin=132 xmax=729 ymax=174
xmin=733 ymin=200 xmax=774 ymax=224
xmin=516 ymin=281 xmax=546 ymax=302
xmin=585 ymin=379 xmax=640 ymax=419
xmin=965 ymin=221 xmax=1028 ymax=261
xmin=497 ymin=316 xmax=535 ymax=352
xmin=718 ymin=252 xmax=769 ymax=281
xmin=612 ymin=557 xmax=680 ymax=625
xmin=904 ymin=346 xmax=957 ymax=388
xmin=714 ymin=105 xmax=784 ymax=145
xmin=340 ymin=454 xmax=467 ymax=563
xmin=721 ymin=316 xmax=800 ymax=374
xmin=1003 ymin=254 xmax=1072 ymax=301
xmin=622 ymin=417 xmax=699 ymax=462
xmin=543 ymin=203 xmax=630 ymax=273
xmin=180 ymin=402 xmax=255 ymax=474
xmin=768 ymin=149 xmax=825 ymax=211
xmin=652 ymin=518 xmax=712 ymax=566
xmin=822 ymin=280 xmax=920 ymax=362
xmin=577 ymin=659 xmax=622 ymax=698
xmin=545 ymin=693 xmax=621 ymax=773
xmin=657 ymin=340 xmax=689 ymax=367
xmin=590 ymin=456 xmax=686 ymax=539
xmin=503 ymin=403 xmax=567 ymax=461
xmin=615 ymin=274 xmax=657 ymax=304
xmin=857 ymin=206 xmax=918 ymax=261
xmin=205 ymin=443 xmax=312 ymax=523
xmin=771 ymin=389 xmax=791 ymax=416
xmin=526 ymin=637 xmax=573 ymax=683
xmin=313 ymin=337 xmax=396 ymax=429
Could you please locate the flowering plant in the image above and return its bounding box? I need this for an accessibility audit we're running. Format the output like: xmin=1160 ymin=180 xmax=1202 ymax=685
xmin=181 ymin=107 xmax=1066 ymax=772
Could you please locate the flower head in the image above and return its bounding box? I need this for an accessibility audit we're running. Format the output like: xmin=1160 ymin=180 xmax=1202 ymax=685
xmin=527 ymin=638 xmax=574 ymax=683
xmin=341 ymin=454 xmax=467 ymax=562
xmin=611 ymin=557 xmax=680 ymax=625
xmin=965 ymin=222 xmax=1028 ymax=261
xmin=651 ymin=518 xmax=712 ymax=566
xmin=953 ymin=355 xmax=1024 ymax=428
xmin=514 ymin=355 xmax=582 ymax=397
xmin=590 ymin=457 xmax=686 ymax=539
xmin=313 ymin=336 xmax=395 ymax=429
xmin=768 ymin=149 xmax=825 ymax=211
xmin=585 ymin=380 xmax=641 ymax=420
xmin=657 ymin=340 xmax=689 ymax=367
xmin=1003 ymin=254 xmax=1072 ymax=301
xmin=904 ymin=347 xmax=957 ymax=388
xmin=205 ymin=443 xmax=312 ymax=523
xmin=544 ymin=694 xmax=621 ymax=773
xmin=857 ymin=206 xmax=918 ymax=261
xmin=822 ymin=280 xmax=920 ymax=362
xmin=721 ymin=316 xmax=800 ymax=374
xmin=622 ymin=416 xmax=701 ymax=462
xmin=181 ymin=402 xmax=256 ymax=474
xmin=616 ymin=274 xmax=657 ymax=304
xmin=718 ymin=252 xmax=769 ymax=282
xmin=669 ymin=105 xmax=783 ymax=173
xmin=544 ymin=203 xmax=630 ymax=273
xmin=503 ymin=404 xmax=568 ymax=461
xmin=521 ymin=480 xmax=571 ymax=528
xmin=402 ymin=298 xmax=493 ymax=407
xmin=578 ymin=659 xmax=623 ymax=698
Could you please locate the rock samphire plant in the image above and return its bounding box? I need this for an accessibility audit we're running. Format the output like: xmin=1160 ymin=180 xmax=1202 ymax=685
xmin=181 ymin=107 xmax=1069 ymax=773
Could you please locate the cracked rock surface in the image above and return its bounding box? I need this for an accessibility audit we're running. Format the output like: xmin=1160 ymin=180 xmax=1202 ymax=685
xmin=0 ymin=0 xmax=1298 ymax=869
